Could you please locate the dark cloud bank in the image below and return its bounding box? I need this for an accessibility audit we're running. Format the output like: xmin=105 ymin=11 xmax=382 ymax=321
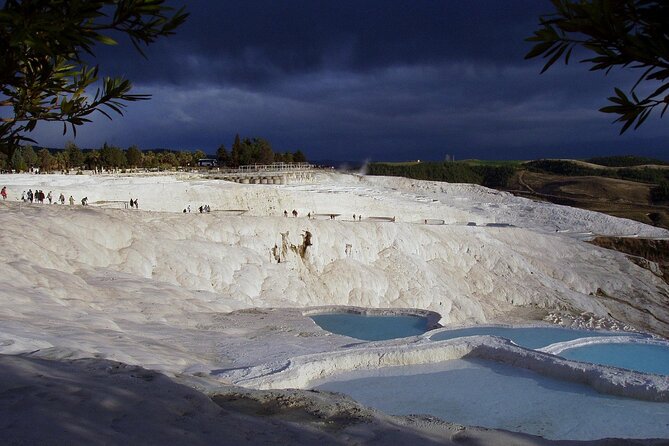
xmin=33 ymin=0 xmax=668 ymax=161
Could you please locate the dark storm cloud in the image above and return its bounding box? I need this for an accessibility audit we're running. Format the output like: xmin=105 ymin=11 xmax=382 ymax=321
xmin=34 ymin=0 xmax=667 ymax=161
xmin=97 ymin=0 xmax=548 ymax=86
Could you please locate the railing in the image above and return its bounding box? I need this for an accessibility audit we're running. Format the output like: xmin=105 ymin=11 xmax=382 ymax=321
xmin=217 ymin=162 xmax=314 ymax=174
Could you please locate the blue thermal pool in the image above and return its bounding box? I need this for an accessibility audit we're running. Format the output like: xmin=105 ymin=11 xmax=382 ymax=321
xmin=558 ymin=342 xmax=669 ymax=376
xmin=430 ymin=326 xmax=637 ymax=349
xmin=312 ymin=359 xmax=669 ymax=440
xmin=310 ymin=313 xmax=429 ymax=341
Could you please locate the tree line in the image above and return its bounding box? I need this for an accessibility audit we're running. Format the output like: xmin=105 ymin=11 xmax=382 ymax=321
xmin=585 ymin=156 xmax=669 ymax=168
xmin=525 ymin=159 xmax=669 ymax=185
xmin=1 ymin=135 xmax=307 ymax=173
xmin=216 ymin=134 xmax=306 ymax=168
xmin=367 ymin=161 xmax=517 ymax=188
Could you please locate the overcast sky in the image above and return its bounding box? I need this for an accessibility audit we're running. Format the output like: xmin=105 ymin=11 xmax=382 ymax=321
xmin=32 ymin=0 xmax=668 ymax=161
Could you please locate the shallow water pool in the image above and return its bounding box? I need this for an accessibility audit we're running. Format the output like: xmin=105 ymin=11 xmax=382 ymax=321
xmin=430 ymin=326 xmax=634 ymax=349
xmin=559 ymin=342 xmax=669 ymax=376
xmin=310 ymin=313 xmax=428 ymax=341
xmin=313 ymin=359 xmax=669 ymax=440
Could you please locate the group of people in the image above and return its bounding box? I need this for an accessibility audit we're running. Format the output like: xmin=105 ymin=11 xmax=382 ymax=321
xmin=13 ymin=188 xmax=75 ymax=206
xmin=22 ymin=189 xmax=50 ymax=203
xmin=283 ymin=209 xmax=366 ymax=221
xmin=182 ymin=204 xmax=211 ymax=213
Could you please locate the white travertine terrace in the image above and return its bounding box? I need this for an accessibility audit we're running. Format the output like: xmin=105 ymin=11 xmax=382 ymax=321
xmin=1 ymin=170 xmax=668 ymax=442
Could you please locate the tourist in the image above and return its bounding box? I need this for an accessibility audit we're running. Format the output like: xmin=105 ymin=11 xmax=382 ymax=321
xmin=0 ymin=186 xmax=7 ymax=200
xmin=198 ymin=205 xmax=203 ymax=213
xmin=27 ymin=189 xmax=33 ymax=203
xmin=187 ymin=205 xmax=191 ymax=213
xmin=129 ymin=198 xmax=134 ymax=209
xmin=69 ymin=195 xmax=74 ymax=205
xmin=353 ymin=214 xmax=356 ymax=221
xmin=292 ymin=209 xmax=298 ymax=218
xmin=47 ymin=191 xmax=52 ymax=204
xmin=134 ymin=198 xmax=139 ymax=209
xmin=21 ymin=191 xmax=25 ymax=202
xmin=59 ymin=193 xmax=65 ymax=204
xmin=284 ymin=210 xmax=288 ymax=217
xmin=81 ymin=197 xmax=88 ymax=206
xmin=307 ymin=212 xmax=311 ymax=219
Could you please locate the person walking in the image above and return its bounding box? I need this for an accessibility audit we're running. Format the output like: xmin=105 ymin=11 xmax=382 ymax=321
xmin=47 ymin=191 xmax=52 ymax=204
xmin=1 ymin=186 xmax=7 ymax=200
xmin=69 ymin=195 xmax=74 ymax=205
xmin=59 ymin=193 xmax=65 ymax=204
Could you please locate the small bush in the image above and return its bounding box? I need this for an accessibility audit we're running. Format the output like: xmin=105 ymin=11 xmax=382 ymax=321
xmin=651 ymin=180 xmax=669 ymax=203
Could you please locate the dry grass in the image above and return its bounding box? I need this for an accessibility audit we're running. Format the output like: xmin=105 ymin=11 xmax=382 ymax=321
xmin=589 ymin=236 xmax=669 ymax=286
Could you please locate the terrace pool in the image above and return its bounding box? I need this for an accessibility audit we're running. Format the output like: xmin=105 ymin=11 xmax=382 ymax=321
xmin=430 ymin=326 xmax=636 ymax=349
xmin=558 ymin=342 xmax=669 ymax=376
xmin=312 ymin=359 xmax=669 ymax=440
xmin=310 ymin=313 xmax=429 ymax=341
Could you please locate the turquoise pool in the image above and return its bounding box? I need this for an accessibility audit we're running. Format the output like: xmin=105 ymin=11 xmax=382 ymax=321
xmin=559 ymin=342 xmax=669 ymax=376
xmin=310 ymin=313 xmax=429 ymax=341
xmin=430 ymin=326 xmax=635 ymax=349
xmin=312 ymin=359 xmax=669 ymax=440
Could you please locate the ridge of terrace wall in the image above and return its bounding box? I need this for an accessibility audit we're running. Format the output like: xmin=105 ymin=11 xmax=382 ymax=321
xmin=227 ymin=337 xmax=669 ymax=402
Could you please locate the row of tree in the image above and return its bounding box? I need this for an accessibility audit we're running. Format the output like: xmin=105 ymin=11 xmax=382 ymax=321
xmin=1 ymin=136 xmax=308 ymax=172
xmin=216 ymin=135 xmax=307 ymax=167
xmin=525 ymin=160 xmax=669 ymax=185
xmin=367 ymin=162 xmax=517 ymax=188
xmin=585 ymin=156 xmax=668 ymax=168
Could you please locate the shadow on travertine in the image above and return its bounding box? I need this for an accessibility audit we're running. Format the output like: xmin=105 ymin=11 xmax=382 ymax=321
xmin=0 ymin=355 xmax=664 ymax=446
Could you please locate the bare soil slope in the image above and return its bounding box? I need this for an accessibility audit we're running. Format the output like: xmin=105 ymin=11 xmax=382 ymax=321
xmin=508 ymin=171 xmax=669 ymax=229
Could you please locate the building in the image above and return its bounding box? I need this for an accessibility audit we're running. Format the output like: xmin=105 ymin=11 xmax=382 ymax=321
xmin=197 ymin=158 xmax=218 ymax=167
